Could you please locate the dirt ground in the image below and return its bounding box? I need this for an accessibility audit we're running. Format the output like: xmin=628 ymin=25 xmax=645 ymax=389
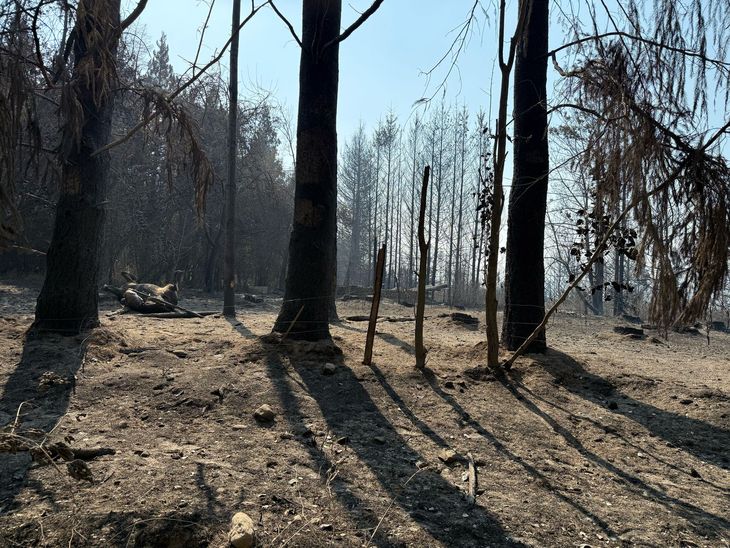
xmin=1 ymin=280 xmax=728 ymax=547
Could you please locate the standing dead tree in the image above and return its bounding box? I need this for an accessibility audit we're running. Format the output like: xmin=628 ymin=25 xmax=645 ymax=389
xmin=272 ymin=0 xmax=386 ymax=340
xmin=223 ymin=0 xmax=241 ymax=317
xmin=415 ymin=166 xmax=431 ymax=370
xmin=484 ymin=0 xmax=528 ymax=368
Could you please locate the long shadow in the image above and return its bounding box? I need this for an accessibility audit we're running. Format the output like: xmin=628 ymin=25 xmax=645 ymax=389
xmin=376 ymin=332 xmax=416 ymax=355
xmin=366 ymin=362 xmax=449 ymax=449
xmin=420 ymin=367 xmax=621 ymax=538
xmin=508 ymin=370 xmax=730 ymax=494
xmin=0 ymin=329 xmax=85 ymax=513
xmin=225 ymin=316 xmax=257 ymax=340
xmin=262 ymin=346 xmax=522 ymax=547
xmin=535 ymin=349 xmax=730 ymax=470
xmin=489 ymin=366 xmax=730 ymax=537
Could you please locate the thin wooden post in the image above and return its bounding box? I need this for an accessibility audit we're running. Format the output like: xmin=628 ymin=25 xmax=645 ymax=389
xmin=415 ymin=166 xmax=431 ymax=369
xmin=363 ymin=244 xmax=386 ymax=365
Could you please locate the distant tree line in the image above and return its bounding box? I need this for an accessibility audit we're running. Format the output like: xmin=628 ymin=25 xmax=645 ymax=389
xmin=337 ymin=106 xmax=489 ymax=308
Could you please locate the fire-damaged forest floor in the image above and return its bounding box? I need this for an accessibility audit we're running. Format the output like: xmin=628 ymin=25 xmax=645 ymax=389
xmin=0 ymin=280 xmax=728 ymax=547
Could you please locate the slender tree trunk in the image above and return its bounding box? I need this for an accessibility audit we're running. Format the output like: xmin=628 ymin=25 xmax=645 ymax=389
xmin=415 ymin=166 xmax=431 ymax=369
xmin=454 ymin=111 xmax=467 ymax=305
xmin=408 ymin=119 xmax=419 ymax=288
xmin=274 ymin=0 xmax=342 ymax=340
xmin=447 ymin=115 xmax=457 ymax=307
xmin=223 ymin=0 xmax=240 ymax=317
xmin=501 ymin=0 xmax=549 ymax=352
xmin=486 ymin=0 xmax=524 ymax=367
xmin=344 ymin=162 xmax=361 ymax=289
xmin=34 ymin=0 xmax=122 ymax=333
xmin=385 ymin=145 xmax=392 ymax=288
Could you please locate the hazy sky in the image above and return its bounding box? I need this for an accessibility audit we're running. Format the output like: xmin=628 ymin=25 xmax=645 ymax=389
xmin=135 ymin=0 xmax=502 ymax=145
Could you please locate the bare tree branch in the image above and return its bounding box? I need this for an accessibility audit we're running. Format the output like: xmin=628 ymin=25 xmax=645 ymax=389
xmin=92 ymin=1 xmax=265 ymax=157
xmin=267 ymin=0 xmax=301 ymax=48
xmin=121 ymin=0 xmax=148 ymax=30
xmin=322 ymin=0 xmax=385 ymax=50
xmin=548 ymin=31 xmax=730 ymax=71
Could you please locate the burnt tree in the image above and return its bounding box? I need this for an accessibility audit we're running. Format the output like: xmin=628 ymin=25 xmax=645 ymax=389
xmin=273 ymin=0 xmax=384 ymax=340
xmin=501 ymin=0 xmax=549 ymax=352
xmin=223 ymin=0 xmax=241 ymax=317
xmin=34 ymin=0 xmax=125 ymax=333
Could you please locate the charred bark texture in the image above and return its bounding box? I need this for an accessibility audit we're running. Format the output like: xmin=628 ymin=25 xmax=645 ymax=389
xmin=502 ymin=0 xmax=549 ymax=352
xmin=223 ymin=0 xmax=241 ymax=317
xmin=273 ymin=0 xmax=341 ymax=340
xmin=34 ymin=0 xmax=122 ymax=334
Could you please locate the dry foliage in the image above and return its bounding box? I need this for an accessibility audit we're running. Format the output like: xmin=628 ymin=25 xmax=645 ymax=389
xmin=0 ymin=2 xmax=41 ymax=247
xmin=138 ymin=87 xmax=214 ymax=217
xmin=558 ymin=2 xmax=730 ymax=329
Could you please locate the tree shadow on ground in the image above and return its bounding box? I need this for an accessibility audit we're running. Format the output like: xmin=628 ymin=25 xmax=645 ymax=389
xmin=487 ymin=355 xmax=729 ymax=537
xmin=225 ymin=316 xmax=257 ymax=339
xmin=415 ymin=366 xmax=621 ymax=538
xmin=530 ymin=349 xmax=729 ymax=470
xmin=0 ymin=329 xmax=85 ymax=514
xmin=261 ymin=343 xmax=523 ymax=547
xmin=376 ymin=332 xmax=416 ymax=355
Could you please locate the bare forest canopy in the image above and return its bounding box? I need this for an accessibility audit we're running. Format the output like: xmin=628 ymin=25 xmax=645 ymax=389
xmin=1 ymin=0 xmax=729 ymax=333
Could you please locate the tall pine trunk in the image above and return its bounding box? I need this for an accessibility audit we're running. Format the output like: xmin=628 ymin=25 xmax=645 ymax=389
xmin=223 ymin=0 xmax=240 ymax=317
xmin=274 ymin=0 xmax=341 ymax=340
xmin=501 ymin=0 xmax=549 ymax=352
xmin=34 ymin=0 xmax=122 ymax=333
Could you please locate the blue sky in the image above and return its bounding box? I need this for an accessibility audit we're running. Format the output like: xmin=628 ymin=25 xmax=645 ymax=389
xmin=135 ymin=0 xmax=503 ymax=143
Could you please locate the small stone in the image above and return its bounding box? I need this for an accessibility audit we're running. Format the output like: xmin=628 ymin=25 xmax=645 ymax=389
xmin=232 ymin=424 xmax=247 ymax=431
xmin=322 ymin=362 xmax=337 ymax=375
xmin=253 ymin=404 xmax=276 ymax=423
xmin=371 ymin=436 xmax=386 ymax=445
xmin=336 ymin=436 xmax=350 ymax=445
xmin=320 ymin=523 xmax=334 ymax=531
xmin=438 ymin=448 xmax=461 ymax=465
xmin=444 ymin=381 xmax=455 ymax=389
xmin=679 ymin=399 xmax=693 ymax=405
xmin=171 ymin=349 xmax=188 ymax=358
xmin=415 ymin=460 xmax=428 ymax=469
xmin=228 ymin=512 xmax=255 ymax=548
xmin=690 ymin=468 xmax=702 ymax=478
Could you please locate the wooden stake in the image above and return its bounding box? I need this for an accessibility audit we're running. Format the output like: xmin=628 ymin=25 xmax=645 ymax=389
xmin=466 ymin=452 xmax=478 ymax=505
xmin=363 ymin=244 xmax=386 ymax=365
xmin=415 ymin=166 xmax=431 ymax=369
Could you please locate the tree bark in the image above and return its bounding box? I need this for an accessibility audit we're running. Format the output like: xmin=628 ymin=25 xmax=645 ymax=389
xmin=34 ymin=0 xmax=122 ymax=334
xmin=223 ymin=0 xmax=240 ymax=317
xmin=415 ymin=166 xmax=431 ymax=369
xmin=501 ymin=0 xmax=549 ymax=352
xmin=273 ymin=0 xmax=342 ymax=340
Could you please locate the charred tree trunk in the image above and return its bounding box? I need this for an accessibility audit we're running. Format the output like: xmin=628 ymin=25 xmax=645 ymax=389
xmin=501 ymin=0 xmax=549 ymax=352
xmin=415 ymin=166 xmax=431 ymax=369
xmin=34 ymin=0 xmax=122 ymax=333
xmin=273 ymin=0 xmax=341 ymax=340
xmin=223 ymin=0 xmax=240 ymax=317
